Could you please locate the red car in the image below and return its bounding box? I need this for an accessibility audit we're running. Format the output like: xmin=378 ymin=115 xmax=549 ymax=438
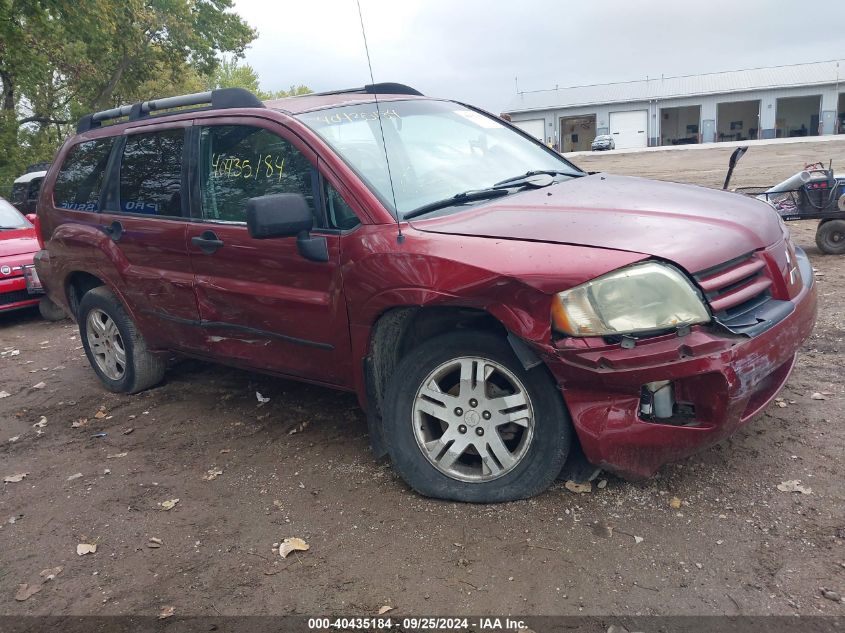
xmin=0 ymin=197 xmax=43 ymax=314
xmin=34 ymin=85 xmax=817 ymax=502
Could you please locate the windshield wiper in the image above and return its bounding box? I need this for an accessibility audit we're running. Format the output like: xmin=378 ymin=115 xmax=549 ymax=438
xmin=493 ymin=169 xmax=582 ymax=187
xmin=404 ymin=189 xmax=510 ymax=220
xmin=404 ymin=170 xmax=579 ymax=220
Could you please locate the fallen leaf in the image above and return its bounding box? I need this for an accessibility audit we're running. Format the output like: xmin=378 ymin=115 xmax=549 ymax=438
xmin=72 ymin=418 xmax=88 ymax=428
xmin=634 ymin=536 xmax=644 ymax=544
xmin=4 ymin=473 xmax=29 ymax=483
xmin=777 ymin=480 xmax=812 ymax=494
xmin=8 ymin=435 xmax=19 ymax=443
xmin=775 ymin=401 xmax=787 ymax=408
xmin=67 ymin=473 xmax=83 ymax=481
xmin=564 ymin=480 xmax=591 ymax=494
xmin=256 ymin=391 xmax=270 ymax=404
xmin=810 ymin=392 xmax=827 ymax=400
xmin=32 ymin=416 xmax=47 ymax=428
xmin=288 ymin=420 xmax=310 ymax=435
xmin=279 ymin=537 xmax=310 ymax=558
xmin=39 ymin=566 xmax=63 ymax=582
xmin=15 ymin=583 xmax=41 ymax=601
xmin=202 ymin=468 xmax=223 ymax=481
xmin=106 ymin=452 xmax=128 ymax=459
xmin=0 ymin=391 xmax=10 ymax=398
xmin=596 ymin=479 xmax=607 ymax=489
xmin=94 ymin=410 xmax=107 ymax=419
xmin=159 ymin=606 xmax=175 ymax=619
xmin=76 ymin=543 xmax=97 ymax=556
xmin=147 ymin=537 xmax=163 ymax=549
xmin=821 ymin=588 xmax=842 ymax=603
xmin=32 ymin=382 xmax=46 ymax=390
xmin=159 ymin=498 xmax=180 ymax=511
xmin=378 ymin=606 xmax=394 ymax=615
xmin=122 ymin=428 xmax=134 ymax=435
xmin=220 ymin=448 xmax=231 ymax=454
xmin=669 ymin=496 xmax=682 ymax=509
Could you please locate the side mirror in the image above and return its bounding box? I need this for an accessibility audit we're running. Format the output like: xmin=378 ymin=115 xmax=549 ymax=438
xmin=25 ymin=213 xmax=37 ymax=224
xmin=245 ymin=193 xmax=328 ymax=263
xmin=247 ymin=193 xmax=312 ymax=239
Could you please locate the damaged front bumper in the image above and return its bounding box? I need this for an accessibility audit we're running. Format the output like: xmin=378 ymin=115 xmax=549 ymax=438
xmin=541 ymin=254 xmax=818 ymax=480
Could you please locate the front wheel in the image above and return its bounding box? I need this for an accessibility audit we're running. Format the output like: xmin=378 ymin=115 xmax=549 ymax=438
xmin=382 ymin=331 xmax=571 ymax=502
xmin=816 ymin=219 xmax=845 ymax=255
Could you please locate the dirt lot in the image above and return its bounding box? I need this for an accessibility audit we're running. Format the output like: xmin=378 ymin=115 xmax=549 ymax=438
xmin=2 ymin=139 xmax=844 ymax=618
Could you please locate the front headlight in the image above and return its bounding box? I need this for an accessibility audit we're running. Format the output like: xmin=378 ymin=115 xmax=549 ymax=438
xmin=551 ymin=262 xmax=710 ymax=337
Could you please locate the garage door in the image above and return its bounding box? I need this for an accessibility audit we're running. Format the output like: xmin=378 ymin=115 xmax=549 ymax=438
xmin=609 ymin=110 xmax=648 ymax=149
xmin=513 ymin=118 xmax=545 ymax=142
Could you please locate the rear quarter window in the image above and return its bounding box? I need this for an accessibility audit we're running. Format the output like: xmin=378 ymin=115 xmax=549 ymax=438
xmin=53 ymin=138 xmax=115 ymax=211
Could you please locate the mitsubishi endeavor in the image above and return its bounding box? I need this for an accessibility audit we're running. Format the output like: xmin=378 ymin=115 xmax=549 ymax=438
xmin=34 ymin=84 xmax=817 ymax=502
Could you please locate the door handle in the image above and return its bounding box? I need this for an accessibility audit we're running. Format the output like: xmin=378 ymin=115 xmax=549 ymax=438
xmin=191 ymin=230 xmax=224 ymax=254
xmin=101 ymin=220 xmax=124 ymax=242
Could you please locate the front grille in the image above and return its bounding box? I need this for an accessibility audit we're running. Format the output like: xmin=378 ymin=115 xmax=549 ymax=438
xmin=0 ymin=289 xmax=32 ymax=307
xmin=694 ymin=252 xmax=772 ymax=319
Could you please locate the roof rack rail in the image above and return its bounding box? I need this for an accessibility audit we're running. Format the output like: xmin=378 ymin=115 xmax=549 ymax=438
xmin=76 ymin=87 xmax=264 ymax=133
xmin=310 ymin=82 xmax=423 ymax=97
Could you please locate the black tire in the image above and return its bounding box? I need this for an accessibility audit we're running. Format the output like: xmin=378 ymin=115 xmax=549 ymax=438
xmin=816 ymin=219 xmax=845 ymax=255
xmin=38 ymin=296 xmax=67 ymax=322
xmin=382 ymin=331 xmax=571 ymax=503
xmin=77 ymin=286 xmax=165 ymax=394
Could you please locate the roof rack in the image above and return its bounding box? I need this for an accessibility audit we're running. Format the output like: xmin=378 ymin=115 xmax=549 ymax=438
xmin=76 ymin=87 xmax=264 ymax=133
xmin=309 ymin=82 xmax=423 ymax=97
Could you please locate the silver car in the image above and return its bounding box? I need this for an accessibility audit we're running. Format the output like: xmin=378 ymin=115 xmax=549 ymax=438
xmin=591 ymin=134 xmax=615 ymax=151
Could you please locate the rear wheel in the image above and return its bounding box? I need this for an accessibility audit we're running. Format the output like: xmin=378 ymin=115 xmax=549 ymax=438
xmin=382 ymin=331 xmax=571 ymax=502
xmin=78 ymin=287 xmax=165 ymax=393
xmin=816 ymin=219 xmax=845 ymax=255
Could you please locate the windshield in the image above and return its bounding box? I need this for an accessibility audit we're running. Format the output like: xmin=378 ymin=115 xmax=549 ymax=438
xmin=0 ymin=198 xmax=28 ymax=229
xmin=297 ymin=99 xmax=581 ymax=217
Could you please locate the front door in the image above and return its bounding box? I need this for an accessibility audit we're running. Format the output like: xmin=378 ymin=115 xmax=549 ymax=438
xmin=186 ymin=118 xmax=352 ymax=386
xmin=98 ymin=123 xmax=205 ymax=352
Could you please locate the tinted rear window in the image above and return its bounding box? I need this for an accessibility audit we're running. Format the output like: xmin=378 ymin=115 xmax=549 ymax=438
xmin=53 ymin=139 xmax=115 ymax=211
xmin=118 ymin=129 xmax=184 ymax=216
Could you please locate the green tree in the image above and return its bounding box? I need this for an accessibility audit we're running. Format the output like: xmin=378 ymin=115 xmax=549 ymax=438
xmin=0 ymin=0 xmax=256 ymax=187
xmin=205 ymin=57 xmax=311 ymax=101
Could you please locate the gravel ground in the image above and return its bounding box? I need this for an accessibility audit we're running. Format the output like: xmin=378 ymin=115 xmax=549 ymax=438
xmin=1 ymin=139 xmax=844 ymax=617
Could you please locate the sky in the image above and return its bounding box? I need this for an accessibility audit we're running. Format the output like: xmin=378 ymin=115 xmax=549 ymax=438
xmin=233 ymin=0 xmax=844 ymax=114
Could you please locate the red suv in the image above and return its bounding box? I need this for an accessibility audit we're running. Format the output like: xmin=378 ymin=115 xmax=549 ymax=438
xmin=34 ymin=85 xmax=817 ymax=502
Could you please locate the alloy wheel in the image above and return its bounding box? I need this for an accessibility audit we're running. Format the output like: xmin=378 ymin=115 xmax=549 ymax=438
xmin=86 ymin=308 xmax=126 ymax=380
xmin=412 ymin=356 xmax=535 ymax=482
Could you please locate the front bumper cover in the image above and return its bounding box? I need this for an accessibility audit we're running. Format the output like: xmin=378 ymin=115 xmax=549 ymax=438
xmin=542 ymin=252 xmax=818 ymax=479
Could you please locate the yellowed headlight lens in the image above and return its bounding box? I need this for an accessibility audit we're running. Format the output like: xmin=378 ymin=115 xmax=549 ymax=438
xmin=551 ymin=262 xmax=710 ymax=337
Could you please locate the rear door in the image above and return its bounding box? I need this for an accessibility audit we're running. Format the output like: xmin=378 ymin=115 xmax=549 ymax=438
xmin=97 ymin=122 xmax=205 ymax=352
xmin=186 ymin=117 xmax=353 ymax=386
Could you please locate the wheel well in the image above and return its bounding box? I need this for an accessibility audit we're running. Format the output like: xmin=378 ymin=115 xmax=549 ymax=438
xmin=66 ymin=272 xmax=105 ymax=317
xmin=364 ymin=306 xmax=507 ymax=457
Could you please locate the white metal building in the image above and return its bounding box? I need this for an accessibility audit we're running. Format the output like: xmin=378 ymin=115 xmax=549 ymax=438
xmin=503 ymin=60 xmax=845 ymax=152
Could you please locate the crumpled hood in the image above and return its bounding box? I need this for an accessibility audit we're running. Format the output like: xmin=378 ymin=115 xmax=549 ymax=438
xmin=0 ymin=228 xmax=38 ymax=258
xmin=410 ymin=174 xmax=784 ymax=274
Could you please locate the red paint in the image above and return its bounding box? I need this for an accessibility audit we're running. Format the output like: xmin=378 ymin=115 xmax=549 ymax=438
xmin=0 ymin=215 xmax=40 ymax=313
xmin=34 ymin=92 xmax=818 ymax=479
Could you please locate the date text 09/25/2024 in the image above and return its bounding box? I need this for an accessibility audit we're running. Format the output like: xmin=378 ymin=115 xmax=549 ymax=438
xmin=307 ymin=617 xmax=528 ymax=631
